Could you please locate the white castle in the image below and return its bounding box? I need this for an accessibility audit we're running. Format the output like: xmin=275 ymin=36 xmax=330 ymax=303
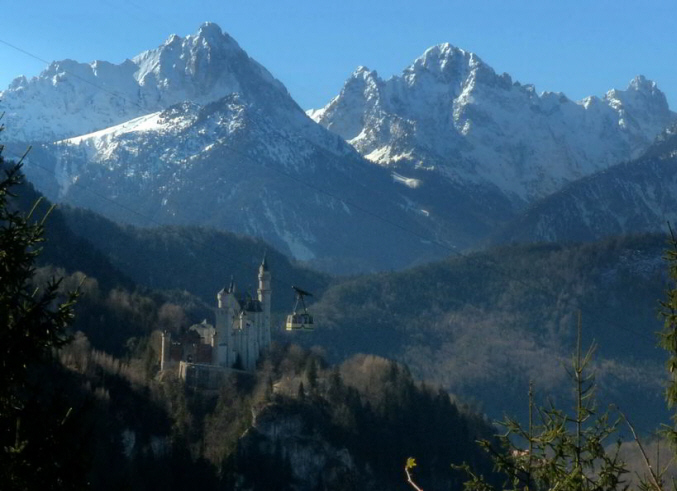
xmin=160 ymin=256 xmax=272 ymax=382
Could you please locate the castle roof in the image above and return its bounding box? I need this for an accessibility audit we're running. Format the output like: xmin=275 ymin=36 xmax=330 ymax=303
xmin=240 ymin=297 xmax=263 ymax=313
xmin=218 ymin=276 xmax=236 ymax=296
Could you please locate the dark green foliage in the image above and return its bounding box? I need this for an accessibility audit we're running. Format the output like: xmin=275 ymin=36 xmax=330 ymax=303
xmin=2 ymin=146 xmax=498 ymax=489
xmin=7 ymin=170 xmax=135 ymax=292
xmin=121 ymin=342 xmax=495 ymax=490
xmin=235 ymin=438 xmax=295 ymax=491
xmin=660 ymin=230 xmax=677 ymax=449
xmin=57 ymin=334 xmax=222 ymax=490
xmin=31 ymin=265 xmax=211 ymax=358
xmin=220 ymin=345 xmax=498 ymax=490
xmin=0 ymin=363 xmax=94 ymax=490
xmin=335 ymin=354 xmax=497 ymax=490
xmin=6 ymin=169 xmax=214 ymax=357
xmin=0 ymin=161 xmax=85 ymax=488
xmin=0 ymin=164 xmax=76 ymax=405
xmin=0 ymin=158 xmax=215 ymax=488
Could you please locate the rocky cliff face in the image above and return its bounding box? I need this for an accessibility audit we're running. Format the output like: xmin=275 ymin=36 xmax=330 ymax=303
xmin=13 ymin=25 xmax=450 ymax=273
xmin=236 ymin=402 xmax=370 ymax=490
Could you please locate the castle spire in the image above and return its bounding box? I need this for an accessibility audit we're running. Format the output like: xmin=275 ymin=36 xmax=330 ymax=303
xmin=260 ymin=251 xmax=269 ymax=272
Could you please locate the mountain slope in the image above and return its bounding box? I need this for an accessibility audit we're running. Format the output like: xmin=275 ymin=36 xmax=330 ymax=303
xmin=7 ymin=25 xmax=454 ymax=274
xmin=296 ymin=234 xmax=668 ymax=427
xmin=4 ymin=162 xmax=133 ymax=292
xmin=2 ymin=163 xmax=217 ymax=355
xmin=494 ymin=125 xmax=677 ymax=245
xmin=60 ymin=205 xmax=331 ymax=312
xmin=23 ymin=95 xmax=447 ymax=273
xmin=8 ymin=28 xmax=675 ymax=272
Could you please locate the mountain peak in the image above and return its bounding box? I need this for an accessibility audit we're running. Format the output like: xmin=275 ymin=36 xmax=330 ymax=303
xmin=412 ymin=43 xmax=477 ymax=70
xmin=351 ymin=66 xmax=378 ymax=80
xmin=402 ymin=43 xmax=489 ymax=88
xmin=628 ymin=74 xmax=658 ymax=93
xmin=312 ymin=41 xmax=676 ymax=208
xmin=605 ymin=75 xmax=670 ymax=117
xmin=197 ymin=21 xmax=223 ymax=38
xmin=158 ymin=22 xmax=241 ymax=54
xmin=0 ymin=22 xmax=290 ymax=142
xmin=193 ymin=21 xmax=243 ymax=50
xmin=424 ymin=43 xmax=467 ymax=58
xmin=164 ymin=33 xmax=181 ymax=46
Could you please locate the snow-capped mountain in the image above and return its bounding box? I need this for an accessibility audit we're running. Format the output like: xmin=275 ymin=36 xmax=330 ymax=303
xmin=5 ymin=27 xmax=676 ymax=272
xmin=310 ymin=44 xmax=675 ymax=204
xmin=0 ymin=22 xmax=292 ymax=143
xmin=492 ymin=125 xmax=677 ymax=245
xmin=14 ymin=25 xmax=451 ymax=273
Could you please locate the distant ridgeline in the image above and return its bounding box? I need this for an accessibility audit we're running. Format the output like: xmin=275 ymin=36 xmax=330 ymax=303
xmin=160 ymin=256 xmax=272 ymax=386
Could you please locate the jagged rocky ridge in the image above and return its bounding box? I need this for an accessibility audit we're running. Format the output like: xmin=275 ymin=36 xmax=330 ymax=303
xmin=8 ymin=25 xmax=450 ymax=273
xmin=25 ymin=98 xmax=448 ymax=273
xmin=310 ymin=44 xmax=675 ymax=215
xmin=0 ymin=22 xmax=290 ymax=143
xmin=4 ymin=26 xmax=676 ymax=272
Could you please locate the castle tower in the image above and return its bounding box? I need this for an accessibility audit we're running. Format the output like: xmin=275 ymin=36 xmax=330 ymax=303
xmin=215 ymin=281 xmax=237 ymax=368
xmin=257 ymin=253 xmax=272 ymax=347
xmin=160 ymin=330 xmax=171 ymax=371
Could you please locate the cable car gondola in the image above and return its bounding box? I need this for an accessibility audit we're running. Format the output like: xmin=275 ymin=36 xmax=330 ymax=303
xmin=285 ymin=286 xmax=314 ymax=331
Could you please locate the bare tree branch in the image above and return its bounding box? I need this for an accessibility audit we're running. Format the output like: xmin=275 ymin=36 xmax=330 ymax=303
xmin=620 ymin=409 xmax=663 ymax=491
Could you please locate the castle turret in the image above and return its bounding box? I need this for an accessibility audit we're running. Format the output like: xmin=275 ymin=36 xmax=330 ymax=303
xmin=217 ymin=277 xmax=236 ymax=309
xmin=257 ymin=253 xmax=272 ymax=346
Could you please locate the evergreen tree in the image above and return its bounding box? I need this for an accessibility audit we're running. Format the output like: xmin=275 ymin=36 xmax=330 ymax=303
xmin=660 ymin=230 xmax=677 ymax=450
xmin=0 ymin=156 xmax=82 ymax=489
xmin=451 ymin=318 xmax=628 ymax=491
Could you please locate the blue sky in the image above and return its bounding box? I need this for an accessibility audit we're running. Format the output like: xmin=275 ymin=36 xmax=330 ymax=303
xmin=2 ymin=0 xmax=676 ymax=110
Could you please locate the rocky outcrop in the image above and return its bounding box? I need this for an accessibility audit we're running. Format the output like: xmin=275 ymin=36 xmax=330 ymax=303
xmin=236 ymin=402 xmax=371 ymax=490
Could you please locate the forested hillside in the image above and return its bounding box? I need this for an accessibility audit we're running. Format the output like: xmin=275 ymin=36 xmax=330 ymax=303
xmin=301 ymin=235 xmax=669 ymax=425
xmin=9 ymin=173 xmax=329 ymax=358
xmin=9 ymin=174 xmax=133 ymax=291
xmin=55 ymin=340 xmax=500 ymax=490
xmin=3 ymin=164 xmax=501 ymax=489
xmin=12 ymin=163 xmax=671 ymax=431
xmin=6 ymin=174 xmax=212 ymax=356
xmin=61 ymin=206 xmax=331 ymax=311
xmin=4 ymin=12 xmax=677 ymax=489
